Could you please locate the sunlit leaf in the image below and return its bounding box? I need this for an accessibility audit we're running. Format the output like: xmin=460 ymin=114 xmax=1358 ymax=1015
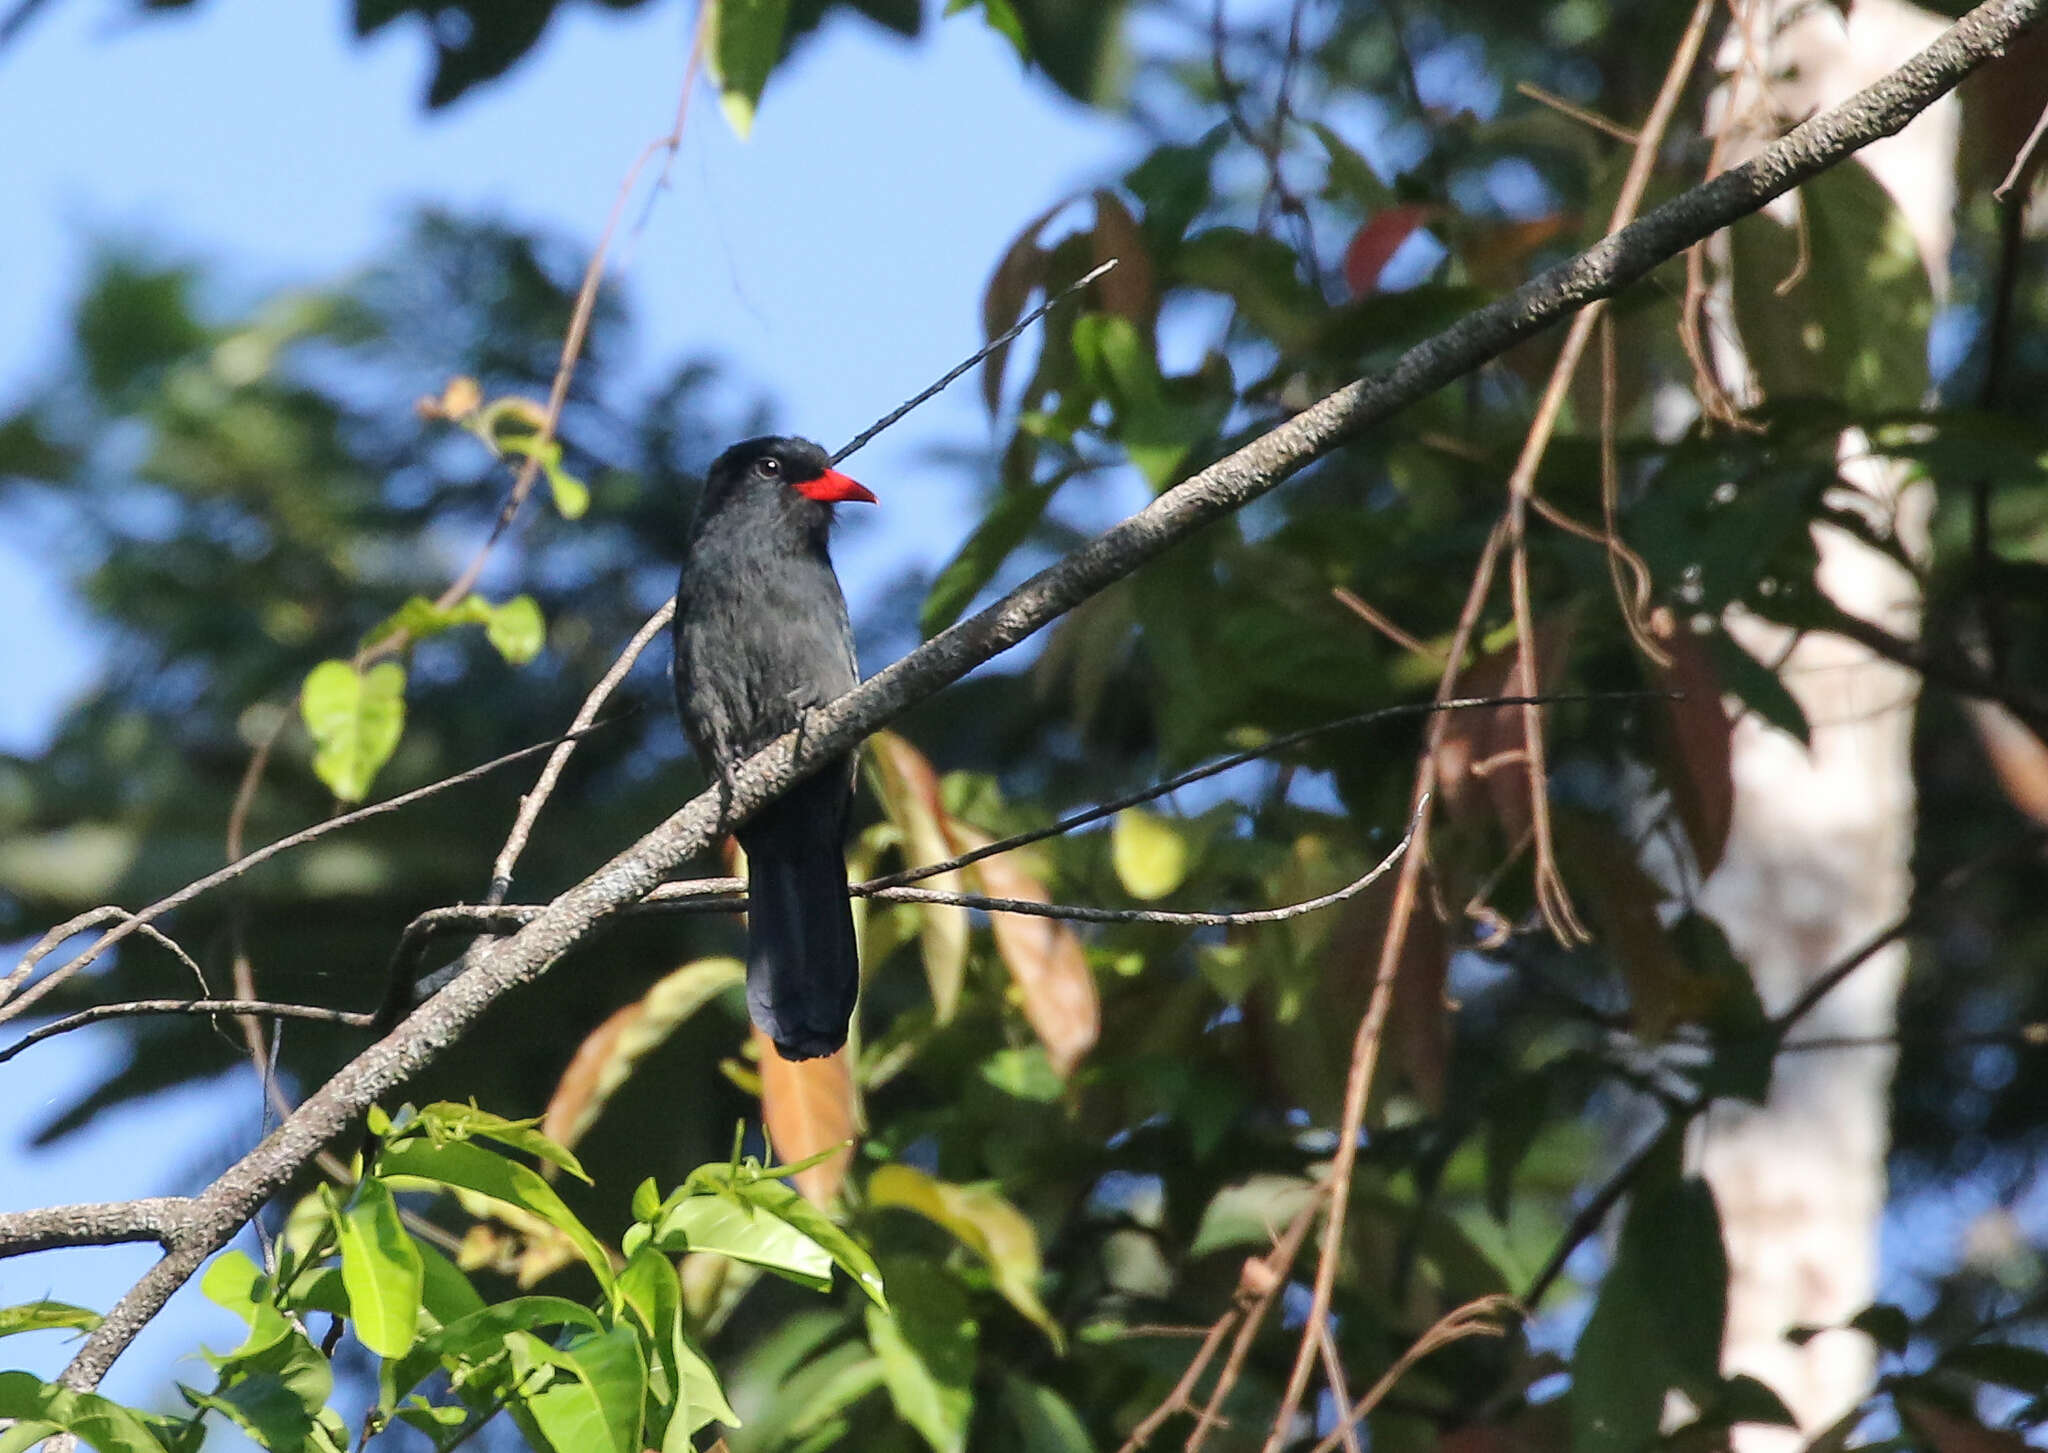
xmin=870 ymin=1164 xmax=1059 ymax=1348
xmin=867 ymin=733 xmax=969 ymax=1022
xmin=0 ymin=1300 xmax=101 ymax=1339
xmin=1111 ymin=806 xmax=1186 ymax=901
xmin=334 ymin=1179 xmax=423 ymax=1358
xmin=301 ymin=659 xmax=406 ymax=804
xmin=708 ymin=0 xmax=792 ymax=138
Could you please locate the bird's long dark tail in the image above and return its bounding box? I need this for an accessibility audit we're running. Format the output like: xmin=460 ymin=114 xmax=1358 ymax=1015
xmin=741 ymin=830 xmax=859 ymax=1061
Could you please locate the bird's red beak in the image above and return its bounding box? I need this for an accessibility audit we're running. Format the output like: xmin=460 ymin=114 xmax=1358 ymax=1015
xmin=794 ymin=468 xmax=877 ymax=505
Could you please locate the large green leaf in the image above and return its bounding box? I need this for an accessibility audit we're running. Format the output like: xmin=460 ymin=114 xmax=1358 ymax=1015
xmin=1727 ymin=162 xmax=1933 ymax=413
xmin=0 ymin=1371 xmax=174 ymax=1453
xmin=504 ymin=1323 xmax=646 ymax=1453
xmin=1572 ymin=1154 xmax=1728 ymax=1453
xmin=867 ymin=1261 xmax=978 ymax=1453
xmin=0 ymin=1300 xmax=101 ymax=1339
xmin=376 ymin=1139 xmax=612 ymax=1291
xmin=334 ymin=1179 xmax=423 ymax=1358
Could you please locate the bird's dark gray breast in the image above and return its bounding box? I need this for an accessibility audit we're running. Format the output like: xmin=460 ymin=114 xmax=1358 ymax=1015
xmin=673 ymin=537 xmax=859 ymax=769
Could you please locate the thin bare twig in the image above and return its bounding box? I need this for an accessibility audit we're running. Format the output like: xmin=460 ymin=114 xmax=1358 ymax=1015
xmin=1 ymin=724 xmax=618 ymax=1025
xmin=1309 ymin=1297 xmax=1520 ymax=1453
xmin=1115 ymin=1309 xmax=1242 ymax=1453
xmin=1186 ymin=1196 xmax=1322 ymax=1453
xmin=1 ymin=1000 xmax=376 ymax=1068
xmin=1993 ymin=98 xmax=2048 ymax=198
xmin=831 ymin=260 xmax=1118 ymax=466
xmin=491 ymin=602 xmax=675 ymax=903
xmin=1516 ymin=81 xmax=1641 ymax=144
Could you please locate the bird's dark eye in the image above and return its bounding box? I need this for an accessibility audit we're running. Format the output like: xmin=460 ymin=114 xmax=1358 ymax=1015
xmin=755 ymin=456 xmax=782 ymax=479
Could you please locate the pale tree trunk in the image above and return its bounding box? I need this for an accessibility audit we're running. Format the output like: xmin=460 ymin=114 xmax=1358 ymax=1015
xmin=1693 ymin=2 xmax=1957 ymax=1446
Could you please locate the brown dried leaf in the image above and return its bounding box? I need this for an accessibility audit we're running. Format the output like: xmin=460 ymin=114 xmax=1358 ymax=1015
xmin=1558 ymin=816 xmax=1714 ymax=1041
xmin=1966 ymin=699 xmax=2048 ymax=826
xmin=1328 ymin=868 xmax=1450 ymax=1111
xmin=950 ymin=822 xmax=1099 ymax=1078
xmin=757 ymin=1031 xmax=857 ymax=1206
xmin=1436 ymin=622 xmax=1574 ymax=847
xmin=981 ymin=205 xmax=1059 ymax=415
xmin=1652 ymin=614 xmax=1735 ymax=875
xmin=1091 ymin=189 xmax=1156 ymax=324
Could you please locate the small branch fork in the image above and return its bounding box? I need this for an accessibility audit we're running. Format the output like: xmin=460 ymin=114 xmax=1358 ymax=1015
xmin=4 ymin=0 xmax=2041 ymax=1400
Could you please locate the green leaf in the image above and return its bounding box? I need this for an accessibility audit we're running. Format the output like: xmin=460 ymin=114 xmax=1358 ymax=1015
xmin=0 ymin=1371 xmax=174 ymax=1453
xmin=0 ymin=1300 xmax=101 ymax=1339
xmin=183 ymin=1325 xmax=335 ymax=1453
xmin=405 ymin=1102 xmax=590 ymax=1182
xmin=1189 ymin=1174 xmax=1318 ymax=1259
xmin=301 ymin=659 xmax=406 ymax=804
xmin=921 ymin=479 xmax=1059 ymax=637
xmin=867 ymin=1261 xmax=977 ymax=1453
xmin=691 ymin=1166 xmax=889 ymax=1308
xmin=1847 ymin=1302 xmax=1912 ymax=1354
xmin=485 ymin=594 xmax=546 ymax=664
xmin=1001 ymin=1374 xmax=1094 ymax=1453
xmin=335 ymin=1178 xmax=423 ymax=1358
xmin=376 ymin=1139 xmax=612 ymax=1291
xmin=415 ymin=1240 xmax=487 ymax=1327
xmin=645 ymin=1192 xmax=834 ymax=1292
xmin=504 ymin=1324 xmax=646 ymax=1453
xmin=1572 ymin=1155 xmax=1728 ymax=1453
xmin=870 ymin=1164 xmax=1058 ymax=1347
xmin=1727 ymin=161 xmax=1933 ymax=413
xmin=494 ymin=429 xmax=590 ymax=520
xmin=708 ymin=0 xmax=792 ymax=138
xmin=1942 ymin=1342 xmax=2048 ymax=1393
xmin=672 ymin=1322 xmax=743 ymax=1439
xmin=1111 ymin=807 xmax=1187 ymax=901
xmin=382 ymin=1297 xmax=603 ymax=1410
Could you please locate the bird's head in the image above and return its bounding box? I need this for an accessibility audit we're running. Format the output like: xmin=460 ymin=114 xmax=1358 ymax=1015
xmin=705 ymin=435 xmax=877 ymax=511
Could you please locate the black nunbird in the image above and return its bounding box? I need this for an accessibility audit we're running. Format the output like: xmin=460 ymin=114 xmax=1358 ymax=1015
xmin=673 ymin=436 xmax=876 ymax=1060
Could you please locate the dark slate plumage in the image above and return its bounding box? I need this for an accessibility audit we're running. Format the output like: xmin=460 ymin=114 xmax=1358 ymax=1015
xmin=672 ymin=436 xmax=873 ymax=1060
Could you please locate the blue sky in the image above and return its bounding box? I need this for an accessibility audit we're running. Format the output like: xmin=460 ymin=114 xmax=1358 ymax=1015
xmin=0 ymin=0 xmax=1131 ymax=1406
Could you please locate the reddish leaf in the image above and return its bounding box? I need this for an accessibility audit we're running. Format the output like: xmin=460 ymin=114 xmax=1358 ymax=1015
xmin=1966 ymin=700 xmax=2048 ymax=827
xmin=1652 ymin=617 xmax=1735 ymax=875
xmin=757 ymin=1032 xmax=857 ymax=1206
xmin=868 ymin=732 xmax=970 ymax=1021
xmin=1342 ymin=204 xmax=1437 ymax=296
xmin=1558 ymin=816 xmax=1716 ymax=1041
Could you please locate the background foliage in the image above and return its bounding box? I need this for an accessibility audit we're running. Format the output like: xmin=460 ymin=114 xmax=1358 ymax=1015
xmin=4 ymin=0 xmax=2048 ymax=1450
